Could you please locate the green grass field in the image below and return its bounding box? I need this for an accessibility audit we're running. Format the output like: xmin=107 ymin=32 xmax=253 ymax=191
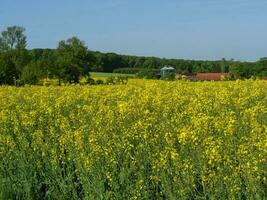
xmin=38 ymin=72 xmax=135 ymax=85
xmin=90 ymin=72 xmax=134 ymax=80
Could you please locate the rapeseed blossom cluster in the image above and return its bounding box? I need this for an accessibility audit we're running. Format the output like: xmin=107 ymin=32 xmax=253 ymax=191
xmin=0 ymin=80 xmax=266 ymax=199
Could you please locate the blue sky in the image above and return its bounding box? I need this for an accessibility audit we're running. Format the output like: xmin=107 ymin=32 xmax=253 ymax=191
xmin=1 ymin=0 xmax=267 ymax=61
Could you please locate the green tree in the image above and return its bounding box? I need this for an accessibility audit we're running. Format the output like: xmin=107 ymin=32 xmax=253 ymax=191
xmin=143 ymin=57 xmax=160 ymax=69
xmin=29 ymin=48 xmax=57 ymax=79
xmin=137 ymin=69 xmax=157 ymax=79
xmin=0 ymin=26 xmax=26 ymax=51
xmin=220 ymin=58 xmax=226 ymax=73
xmin=98 ymin=53 xmax=128 ymax=72
xmin=20 ymin=61 xmax=43 ymax=85
xmin=0 ymin=26 xmax=29 ymax=80
xmin=0 ymin=53 xmax=18 ymax=85
xmin=229 ymin=62 xmax=250 ymax=79
xmin=255 ymin=59 xmax=267 ymax=78
xmin=56 ymin=37 xmax=95 ymax=84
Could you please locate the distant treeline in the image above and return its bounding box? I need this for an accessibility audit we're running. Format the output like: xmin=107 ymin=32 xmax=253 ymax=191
xmin=28 ymin=49 xmax=267 ymax=76
xmin=88 ymin=52 xmax=267 ymax=78
xmin=0 ymin=25 xmax=267 ymax=85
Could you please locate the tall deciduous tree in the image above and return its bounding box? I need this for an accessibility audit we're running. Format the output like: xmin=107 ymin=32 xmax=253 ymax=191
xmin=0 ymin=26 xmax=27 ymax=51
xmin=56 ymin=37 xmax=95 ymax=84
xmin=229 ymin=62 xmax=251 ymax=79
xmin=0 ymin=26 xmax=29 ymax=80
xmin=0 ymin=52 xmax=18 ymax=85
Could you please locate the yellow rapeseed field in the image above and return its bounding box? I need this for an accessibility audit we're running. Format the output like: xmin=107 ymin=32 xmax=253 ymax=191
xmin=0 ymin=80 xmax=267 ymax=199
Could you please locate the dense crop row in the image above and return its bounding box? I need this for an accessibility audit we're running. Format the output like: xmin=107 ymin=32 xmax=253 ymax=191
xmin=0 ymin=80 xmax=267 ymax=199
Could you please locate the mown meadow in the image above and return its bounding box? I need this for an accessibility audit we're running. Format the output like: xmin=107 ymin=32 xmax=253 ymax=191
xmin=0 ymin=80 xmax=267 ymax=199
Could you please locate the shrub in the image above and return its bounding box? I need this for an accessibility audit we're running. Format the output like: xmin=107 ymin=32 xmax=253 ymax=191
xmin=95 ymin=79 xmax=104 ymax=85
xmin=105 ymin=76 xmax=116 ymax=85
xmin=136 ymin=69 xmax=158 ymax=79
xmin=20 ymin=61 xmax=42 ymax=85
xmin=86 ymin=77 xmax=95 ymax=85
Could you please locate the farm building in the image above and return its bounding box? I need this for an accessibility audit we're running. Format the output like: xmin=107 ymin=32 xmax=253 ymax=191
xmin=175 ymin=72 xmax=195 ymax=80
xmin=194 ymin=73 xmax=231 ymax=81
xmin=160 ymin=66 xmax=175 ymax=79
xmin=175 ymin=73 xmax=231 ymax=81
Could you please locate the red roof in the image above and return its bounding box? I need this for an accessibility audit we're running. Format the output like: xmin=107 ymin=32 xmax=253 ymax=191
xmin=195 ymin=73 xmax=230 ymax=81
